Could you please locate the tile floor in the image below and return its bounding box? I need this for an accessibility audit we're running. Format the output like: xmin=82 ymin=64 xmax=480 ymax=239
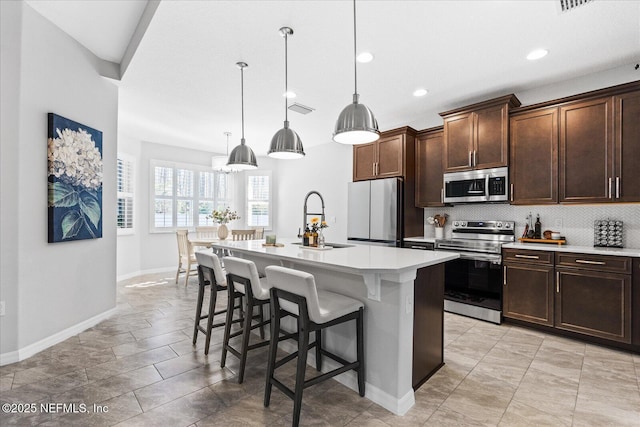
xmin=1 ymin=271 xmax=639 ymax=426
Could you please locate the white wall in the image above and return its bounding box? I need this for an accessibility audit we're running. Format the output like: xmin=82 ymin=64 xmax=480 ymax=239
xmin=1 ymin=2 xmax=119 ymax=363
xmin=273 ymin=142 xmax=353 ymax=243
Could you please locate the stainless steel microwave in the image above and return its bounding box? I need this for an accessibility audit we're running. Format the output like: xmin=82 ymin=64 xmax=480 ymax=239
xmin=443 ymin=167 xmax=509 ymax=203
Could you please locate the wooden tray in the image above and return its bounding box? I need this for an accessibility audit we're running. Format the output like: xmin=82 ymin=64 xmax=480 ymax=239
xmin=262 ymin=243 xmax=284 ymax=247
xmin=518 ymin=238 xmax=566 ymax=245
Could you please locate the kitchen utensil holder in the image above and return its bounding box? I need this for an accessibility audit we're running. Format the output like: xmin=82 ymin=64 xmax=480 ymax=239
xmin=593 ymin=219 xmax=623 ymax=248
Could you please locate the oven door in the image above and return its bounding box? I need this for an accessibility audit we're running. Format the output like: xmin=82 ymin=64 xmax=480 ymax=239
xmin=441 ymin=252 xmax=503 ymax=324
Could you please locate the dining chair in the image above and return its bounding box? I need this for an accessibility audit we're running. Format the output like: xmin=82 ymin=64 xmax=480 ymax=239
xmin=176 ymin=229 xmax=198 ymax=286
xmin=250 ymin=226 xmax=265 ymax=239
xmin=231 ymin=229 xmax=256 ymax=241
xmin=195 ymin=225 xmax=218 ymax=238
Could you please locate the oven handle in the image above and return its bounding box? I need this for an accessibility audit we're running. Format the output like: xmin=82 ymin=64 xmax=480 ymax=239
xmin=439 ymin=249 xmax=502 ymax=264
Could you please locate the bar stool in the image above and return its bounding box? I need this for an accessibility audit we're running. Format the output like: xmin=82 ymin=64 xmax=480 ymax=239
xmin=220 ymin=256 xmax=272 ymax=383
xmin=193 ymin=251 xmax=242 ymax=355
xmin=263 ymin=266 xmax=365 ymax=427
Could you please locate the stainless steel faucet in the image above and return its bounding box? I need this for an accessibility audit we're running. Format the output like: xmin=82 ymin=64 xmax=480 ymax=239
xmin=299 ymin=191 xmax=325 ymax=237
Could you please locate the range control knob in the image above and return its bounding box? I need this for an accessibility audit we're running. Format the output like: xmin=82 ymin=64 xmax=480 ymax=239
xmin=497 ymin=222 xmax=503 ymax=228
xmin=453 ymin=221 xmax=459 ymax=227
xmin=461 ymin=221 xmax=467 ymax=227
xmin=504 ymin=223 xmax=512 ymax=229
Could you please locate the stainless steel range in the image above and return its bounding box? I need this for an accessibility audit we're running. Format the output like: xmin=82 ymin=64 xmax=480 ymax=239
xmin=435 ymin=220 xmax=515 ymax=324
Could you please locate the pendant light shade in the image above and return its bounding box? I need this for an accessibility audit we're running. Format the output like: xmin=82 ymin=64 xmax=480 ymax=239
xmin=228 ymin=62 xmax=258 ymax=170
xmin=268 ymin=27 xmax=305 ymax=159
xmin=212 ymin=132 xmax=240 ymax=173
xmin=333 ymin=0 xmax=380 ymax=145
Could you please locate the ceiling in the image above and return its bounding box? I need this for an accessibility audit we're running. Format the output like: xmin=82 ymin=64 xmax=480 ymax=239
xmin=26 ymin=0 xmax=640 ymax=156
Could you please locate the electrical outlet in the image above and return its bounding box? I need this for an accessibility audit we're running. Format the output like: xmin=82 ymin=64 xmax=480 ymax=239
xmin=554 ymin=218 xmax=563 ymax=228
xmin=0 ymin=301 xmax=5 ymax=316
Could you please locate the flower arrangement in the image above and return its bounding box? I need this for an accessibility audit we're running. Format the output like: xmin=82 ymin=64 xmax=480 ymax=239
xmin=310 ymin=217 xmax=328 ymax=233
xmin=427 ymin=214 xmax=448 ymax=228
xmin=209 ymin=207 xmax=240 ymax=224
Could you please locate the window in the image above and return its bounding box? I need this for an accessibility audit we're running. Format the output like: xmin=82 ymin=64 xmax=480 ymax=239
xmin=246 ymin=171 xmax=272 ymax=228
xmin=151 ymin=160 xmax=233 ymax=232
xmin=117 ymin=154 xmax=135 ymax=234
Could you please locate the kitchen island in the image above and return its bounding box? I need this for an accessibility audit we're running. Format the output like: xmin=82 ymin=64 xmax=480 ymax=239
xmin=209 ymin=238 xmax=458 ymax=415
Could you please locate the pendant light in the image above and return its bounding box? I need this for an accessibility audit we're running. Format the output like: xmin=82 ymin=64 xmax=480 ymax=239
xmin=212 ymin=132 xmax=239 ymax=173
xmin=227 ymin=62 xmax=258 ymax=170
xmin=333 ymin=0 xmax=380 ymax=145
xmin=268 ymin=27 xmax=305 ymax=159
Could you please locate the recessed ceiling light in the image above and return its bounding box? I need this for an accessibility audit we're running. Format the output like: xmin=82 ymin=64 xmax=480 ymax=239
xmin=357 ymin=52 xmax=374 ymax=63
xmin=527 ymin=49 xmax=548 ymax=61
xmin=413 ymin=88 xmax=428 ymax=97
xmin=283 ymin=91 xmax=296 ymax=98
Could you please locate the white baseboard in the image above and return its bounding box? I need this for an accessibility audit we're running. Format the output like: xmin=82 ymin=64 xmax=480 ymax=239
xmin=277 ymin=339 xmax=415 ymax=415
xmin=0 ymin=306 xmax=118 ymax=366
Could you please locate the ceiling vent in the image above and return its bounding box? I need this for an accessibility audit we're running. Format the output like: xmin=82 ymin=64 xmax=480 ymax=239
xmin=288 ymin=103 xmax=315 ymax=115
xmin=558 ymin=0 xmax=594 ymax=13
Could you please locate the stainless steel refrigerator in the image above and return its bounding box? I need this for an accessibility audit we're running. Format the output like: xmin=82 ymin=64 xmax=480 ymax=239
xmin=347 ymin=178 xmax=402 ymax=246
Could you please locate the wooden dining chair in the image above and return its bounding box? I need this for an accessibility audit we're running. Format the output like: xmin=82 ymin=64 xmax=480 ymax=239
xmin=195 ymin=225 xmax=218 ymax=238
xmin=231 ymin=229 xmax=256 ymax=241
xmin=176 ymin=229 xmax=198 ymax=286
xmin=250 ymin=226 xmax=265 ymax=239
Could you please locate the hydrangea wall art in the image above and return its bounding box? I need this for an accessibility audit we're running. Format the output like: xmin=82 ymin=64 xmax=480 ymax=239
xmin=47 ymin=113 xmax=103 ymax=243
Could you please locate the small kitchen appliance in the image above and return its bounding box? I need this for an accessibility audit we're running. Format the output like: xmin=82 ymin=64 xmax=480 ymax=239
xmin=443 ymin=167 xmax=509 ymax=204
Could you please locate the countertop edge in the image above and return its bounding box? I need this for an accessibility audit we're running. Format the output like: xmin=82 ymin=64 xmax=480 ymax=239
xmin=502 ymin=242 xmax=640 ymax=257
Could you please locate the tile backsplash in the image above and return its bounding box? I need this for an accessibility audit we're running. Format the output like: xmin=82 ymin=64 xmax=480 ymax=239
xmin=423 ymin=204 xmax=640 ymax=248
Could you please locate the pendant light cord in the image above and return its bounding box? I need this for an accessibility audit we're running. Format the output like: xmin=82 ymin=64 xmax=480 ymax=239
xmin=284 ymin=31 xmax=288 ymax=122
xmin=241 ymin=66 xmax=245 ymax=142
xmin=353 ymin=0 xmax=358 ymax=97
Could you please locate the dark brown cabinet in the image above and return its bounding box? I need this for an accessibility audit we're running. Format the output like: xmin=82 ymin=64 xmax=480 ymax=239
xmin=503 ymin=249 xmax=554 ymax=326
xmin=353 ymin=127 xmax=415 ymax=181
xmin=559 ymin=97 xmax=614 ymax=203
xmin=440 ymin=94 xmax=520 ymax=172
xmin=559 ymin=87 xmax=640 ymax=203
xmin=509 ymin=107 xmax=558 ymax=204
xmin=415 ymin=128 xmax=444 ymax=207
xmin=555 ymin=253 xmax=632 ymax=344
xmin=613 ymin=90 xmax=640 ymax=202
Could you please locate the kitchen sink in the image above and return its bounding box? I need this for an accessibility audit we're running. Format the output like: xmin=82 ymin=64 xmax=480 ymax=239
xmin=292 ymin=242 xmax=355 ymax=249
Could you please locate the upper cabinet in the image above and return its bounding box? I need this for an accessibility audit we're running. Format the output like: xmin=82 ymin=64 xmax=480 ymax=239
xmin=353 ymin=127 xmax=416 ymax=181
xmin=440 ymin=94 xmax=521 ymax=172
xmin=415 ymin=127 xmax=445 ymax=207
xmin=509 ymin=107 xmax=558 ymax=205
xmin=559 ymin=86 xmax=640 ymax=203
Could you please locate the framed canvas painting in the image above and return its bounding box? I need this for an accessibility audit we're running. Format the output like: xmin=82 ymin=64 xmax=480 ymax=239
xmin=47 ymin=113 xmax=103 ymax=243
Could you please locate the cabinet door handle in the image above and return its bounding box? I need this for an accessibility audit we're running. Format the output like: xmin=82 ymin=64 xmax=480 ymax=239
xmin=503 ymin=266 xmax=507 ymax=286
xmin=608 ymin=177 xmax=612 ymax=199
xmin=376 ymin=162 xmax=379 ymax=175
xmin=616 ymin=176 xmax=620 ymax=199
xmin=514 ymin=254 xmax=539 ymax=259
xmin=473 ymin=150 xmax=477 ymax=167
xmin=373 ymin=163 xmax=375 ymax=176
xmin=575 ymin=259 xmax=606 ymax=265
xmin=441 ymin=188 xmax=444 ymax=204
xmin=556 ymin=271 xmax=560 ymax=293
xmin=468 ymin=151 xmax=472 ymax=167
xmin=510 ymin=183 xmax=514 ymax=202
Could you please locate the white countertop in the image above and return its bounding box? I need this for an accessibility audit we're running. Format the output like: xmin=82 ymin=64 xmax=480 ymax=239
xmin=404 ymin=236 xmax=437 ymax=243
xmin=209 ymin=238 xmax=459 ymax=274
xmin=503 ymin=242 xmax=640 ymax=257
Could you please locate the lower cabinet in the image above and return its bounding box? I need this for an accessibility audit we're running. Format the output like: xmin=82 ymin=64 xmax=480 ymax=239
xmin=555 ymin=254 xmax=632 ymax=344
xmin=503 ymin=249 xmax=555 ymax=326
xmin=502 ymin=249 xmax=636 ymax=348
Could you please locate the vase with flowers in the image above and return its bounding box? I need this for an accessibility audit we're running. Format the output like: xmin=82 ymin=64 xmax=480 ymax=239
xmin=427 ymin=214 xmax=447 ymax=239
xmin=208 ymin=207 xmax=240 ymax=240
xmin=310 ymin=217 xmax=329 ymax=248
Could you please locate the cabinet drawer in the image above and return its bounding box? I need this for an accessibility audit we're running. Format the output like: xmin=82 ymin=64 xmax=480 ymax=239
xmin=555 ymin=252 xmax=632 ymax=274
xmin=503 ymin=249 xmax=554 ymax=265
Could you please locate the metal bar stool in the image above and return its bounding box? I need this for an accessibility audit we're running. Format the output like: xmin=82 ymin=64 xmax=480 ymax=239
xmin=220 ymin=256 xmax=272 ymax=383
xmin=193 ymin=251 xmax=242 ymax=355
xmin=264 ymin=266 xmax=365 ymax=427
